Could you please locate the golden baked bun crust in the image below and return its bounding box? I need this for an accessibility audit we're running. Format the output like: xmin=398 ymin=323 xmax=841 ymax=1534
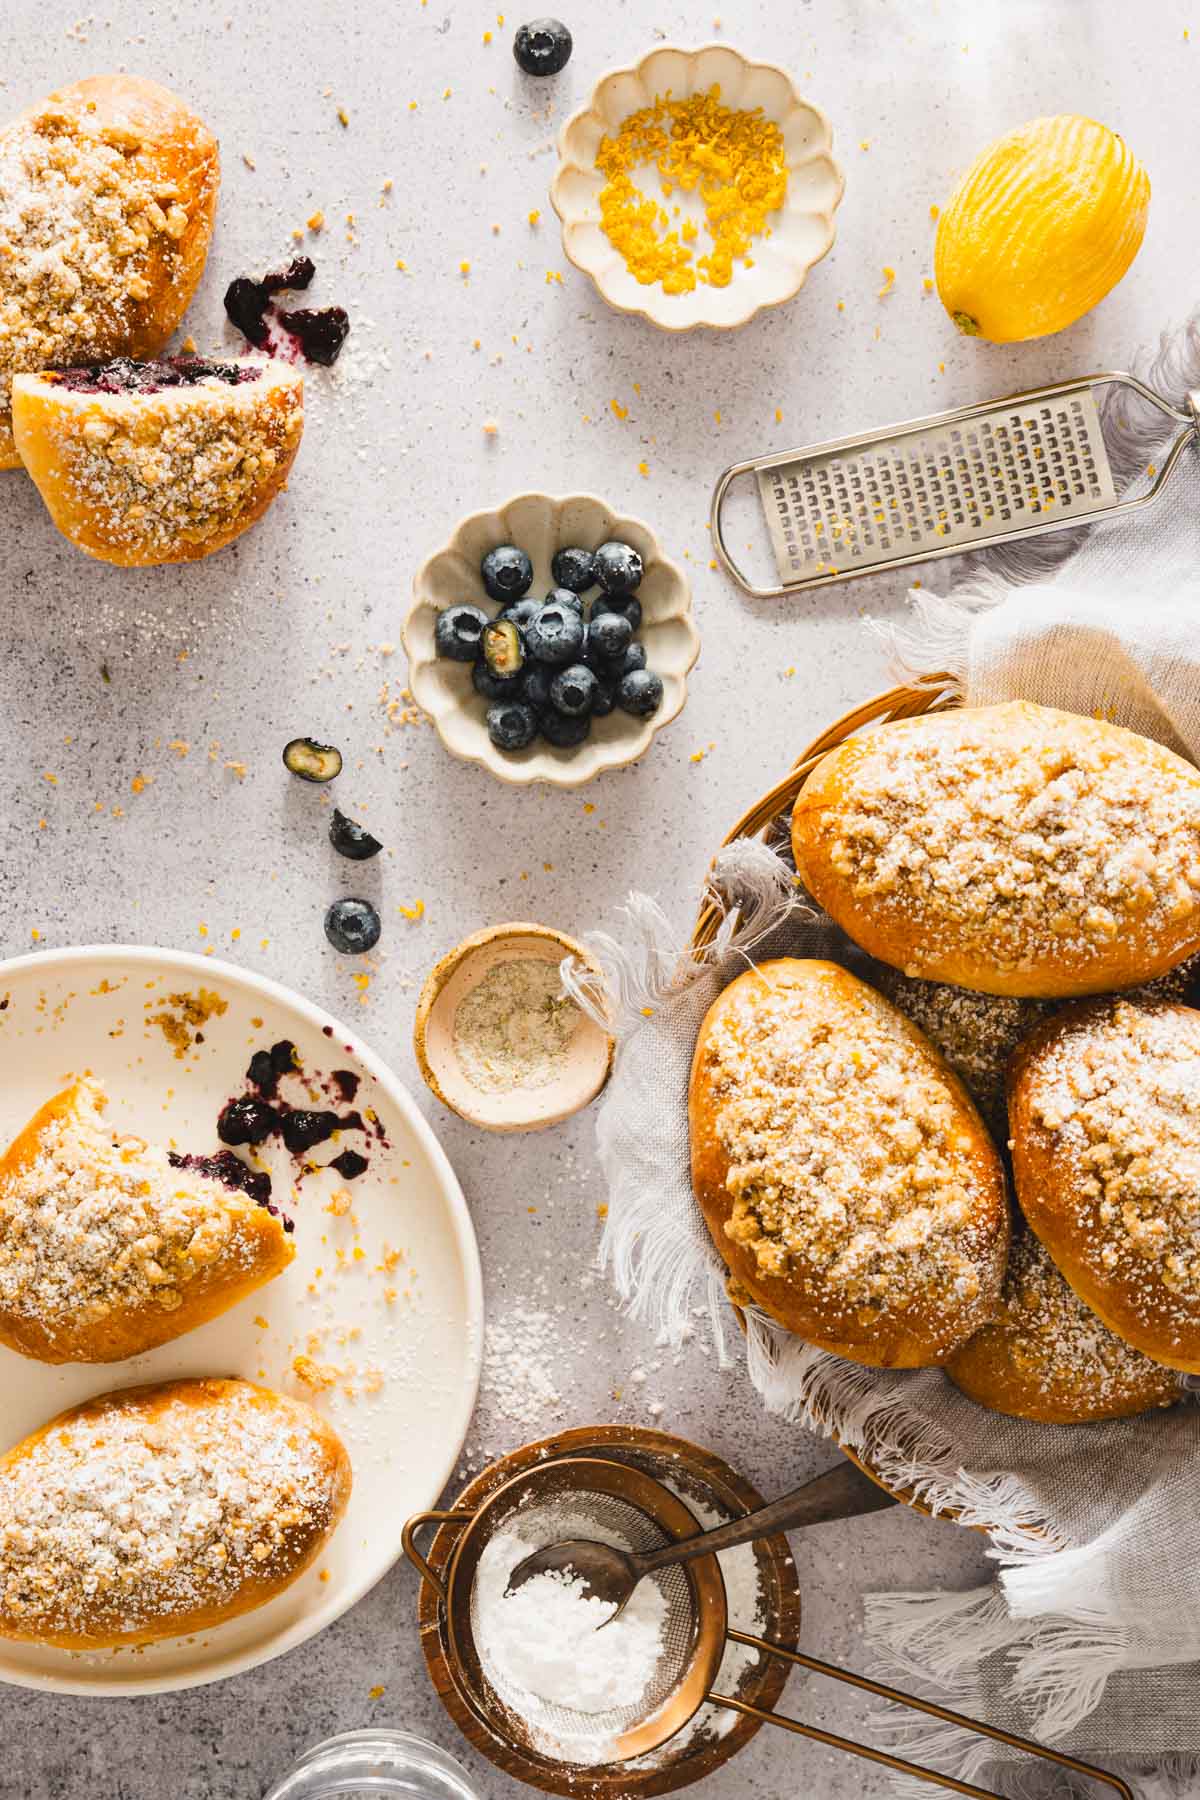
xmin=791 ymin=702 xmax=1200 ymax=999
xmin=947 ymin=1224 xmax=1180 ymax=1423
xmin=0 ymin=1078 xmax=294 ymax=1363
xmin=0 ymin=1378 xmax=350 ymax=1649
xmin=12 ymin=357 xmax=303 ymax=564
xmin=688 ymin=959 xmax=1009 ymax=1368
xmin=1010 ymin=998 xmax=1200 ymax=1372
xmin=0 ymin=75 xmax=219 ymax=468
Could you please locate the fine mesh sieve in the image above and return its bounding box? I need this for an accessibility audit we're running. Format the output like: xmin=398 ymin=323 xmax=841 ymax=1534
xmin=711 ymin=371 xmax=1200 ymax=597
xmin=405 ymin=1450 xmax=1136 ymax=1800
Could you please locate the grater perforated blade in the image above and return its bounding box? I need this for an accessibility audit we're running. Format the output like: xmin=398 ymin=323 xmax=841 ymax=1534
xmin=711 ymin=372 xmax=1200 ymax=599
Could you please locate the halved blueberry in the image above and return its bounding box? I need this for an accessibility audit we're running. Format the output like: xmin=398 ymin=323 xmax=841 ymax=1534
xmin=329 ymin=809 xmax=383 ymax=861
xmin=487 ymin=699 xmax=540 ymax=750
xmin=617 ymin=667 xmax=664 ymax=718
xmin=283 ymin=737 xmax=342 ymax=782
xmin=549 ymin=663 xmax=597 ymax=717
xmin=551 ymin=545 xmax=597 ymax=593
xmin=435 ymin=603 xmax=490 ymax=661
xmin=482 ymin=617 xmax=526 ymax=679
xmin=481 ymin=544 xmax=534 ymax=603
xmin=526 ymin=600 xmax=585 ymax=666
xmin=594 ymin=540 xmax=643 ymax=596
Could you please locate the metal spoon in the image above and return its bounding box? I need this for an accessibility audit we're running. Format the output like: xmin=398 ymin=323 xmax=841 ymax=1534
xmin=505 ymin=1457 xmax=897 ymax=1617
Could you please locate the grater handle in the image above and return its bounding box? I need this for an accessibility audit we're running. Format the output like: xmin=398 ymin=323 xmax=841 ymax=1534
xmin=711 ymin=1632 xmax=1134 ymax=1800
xmin=710 ymin=456 xmax=784 ymax=600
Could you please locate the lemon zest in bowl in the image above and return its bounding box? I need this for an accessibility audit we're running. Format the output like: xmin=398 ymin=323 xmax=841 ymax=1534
xmin=595 ymin=84 xmax=788 ymax=295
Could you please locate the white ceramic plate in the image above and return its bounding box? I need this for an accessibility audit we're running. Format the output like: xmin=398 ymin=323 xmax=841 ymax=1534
xmin=551 ymin=44 xmax=844 ymax=332
xmin=0 ymin=946 xmax=483 ymax=1695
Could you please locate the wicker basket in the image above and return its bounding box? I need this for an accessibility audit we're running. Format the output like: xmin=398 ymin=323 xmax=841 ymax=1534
xmin=692 ymin=679 xmax=965 ymax=1523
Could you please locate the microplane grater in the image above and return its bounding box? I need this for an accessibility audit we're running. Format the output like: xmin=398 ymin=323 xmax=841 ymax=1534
xmin=711 ymin=372 xmax=1200 ymax=599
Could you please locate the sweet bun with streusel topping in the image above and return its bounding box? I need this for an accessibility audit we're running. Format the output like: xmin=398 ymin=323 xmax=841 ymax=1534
xmin=0 ymin=1077 xmax=293 ymax=1363
xmin=946 ymin=1221 xmax=1180 ymax=1423
xmin=0 ymin=1377 xmax=350 ymax=1649
xmin=791 ymin=702 xmax=1200 ymax=999
xmin=0 ymin=75 xmax=219 ymax=468
xmin=688 ymin=959 xmax=1009 ymax=1368
xmin=12 ymin=355 xmax=303 ymax=564
xmin=1009 ymin=997 xmax=1200 ymax=1373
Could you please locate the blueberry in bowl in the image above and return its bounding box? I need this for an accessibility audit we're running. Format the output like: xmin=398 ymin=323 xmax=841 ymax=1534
xmin=549 ymin=663 xmax=597 ymax=717
xmin=525 ymin=599 xmax=585 ymax=666
xmin=618 ymin=667 xmax=664 ymax=719
xmin=481 ymin=544 xmax=533 ymax=604
xmin=551 ymin=545 xmax=596 ymax=592
xmin=435 ymin=603 xmax=490 ymax=662
xmin=594 ymin=540 xmax=643 ymax=596
xmin=586 ymin=609 xmax=633 ymax=665
xmin=487 ymin=698 xmax=540 ymax=751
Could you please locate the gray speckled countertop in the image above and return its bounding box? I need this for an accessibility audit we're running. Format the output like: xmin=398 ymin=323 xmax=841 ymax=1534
xmin=0 ymin=0 xmax=1196 ymax=1794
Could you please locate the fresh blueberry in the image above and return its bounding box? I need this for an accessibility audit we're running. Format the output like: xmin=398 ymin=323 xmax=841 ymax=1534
xmin=481 ymin=544 xmax=534 ymax=604
xmin=547 ymin=585 xmax=584 ymax=616
xmin=325 ymin=897 xmax=382 ymax=954
xmin=616 ymin=642 xmax=647 ymax=677
xmin=473 ymin=659 xmax=521 ymax=701
xmin=487 ymin=699 xmax=540 ymax=751
xmin=586 ymin=609 xmax=633 ymax=663
xmin=482 ymin=617 xmax=526 ymax=679
xmin=521 ymin=663 xmax=554 ymax=711
xmin=329 ymin=809 xmax=383 ymax=861
xmin=591 ymin=594 xmax=643 ymax=632
xmin=549 ymin=663 xmax=597 ymax=717
xmin=526 ymin=599 xmax=585 ymax=666
xmin=551 ymin=545 xmax=597 ymax=593
xmin=501 ymin=596 xmax=541 ymax=629
xmin=540 ymin=708 xmax=591 ymax=747
xmin=435 ymin=603 xmax=489 ymax=661
xmin=513 ymin=16 xmax=572 ymax=75
xmin=591 ymin=678 xmax=616 ymax=717
xmin=618 ymin=667 xmax=664 ymax=718
xmin=594 ymin=539 xmax=643 ymax=596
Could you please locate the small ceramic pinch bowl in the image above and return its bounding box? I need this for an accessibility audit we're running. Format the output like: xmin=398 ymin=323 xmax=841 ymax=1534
xmin=414 ymin=924 xmax=613 ymax=1133
xmin=550 ymin=43 xmax=844 ymax=331
xmin=404 ymin=491 xmax=698 ymax=787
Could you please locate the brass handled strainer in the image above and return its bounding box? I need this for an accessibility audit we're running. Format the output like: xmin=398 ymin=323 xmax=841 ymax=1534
xmin=404 ymin=1451 xmax=1133 ymax=1800
xmin=711 ymin=370 xmax=1200 ymax=598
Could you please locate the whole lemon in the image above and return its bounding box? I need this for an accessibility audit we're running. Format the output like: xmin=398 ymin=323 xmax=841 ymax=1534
xmin=935 ymin=114 xmax=1149 ymax=343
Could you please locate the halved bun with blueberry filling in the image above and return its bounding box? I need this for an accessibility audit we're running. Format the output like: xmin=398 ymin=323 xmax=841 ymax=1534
xmin=12 ymin=355 xmax=303 ymax=564
xmin=0 ymin=1078 xmax=293 ymax=1362
xmin=0 ymin=74 xmax=220 ymax=469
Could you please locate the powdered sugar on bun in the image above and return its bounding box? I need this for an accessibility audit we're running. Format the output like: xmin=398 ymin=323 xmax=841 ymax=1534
xmin=0 ymin=1378 xmax=350 ymax=1648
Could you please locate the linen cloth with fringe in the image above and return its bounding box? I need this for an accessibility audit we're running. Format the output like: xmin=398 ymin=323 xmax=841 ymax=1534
xmin=569 ymin=321 xmax=1200 ymax=1799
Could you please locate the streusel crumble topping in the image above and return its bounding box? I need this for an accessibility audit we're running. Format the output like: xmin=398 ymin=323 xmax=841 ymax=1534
xmin=827 ymin=713 xmax=1200 ymax=975
xmin=48 ymin=372 xmax=302 ymax=556
xmin=0 ymin=1384 xmax=338 ymax=1634
xmin=704 ymin=976 xmax=998 ymax=1327
xmin=965 ymin=1227 xmax=1178 ymax=1410
xmin=0 ymin=1079 xmax=264 ymax=1338
xmin=1027 ymin=1000 xmax=1200 ymax=1303
xmin=0 ymin=102 xmax=192 ymax=413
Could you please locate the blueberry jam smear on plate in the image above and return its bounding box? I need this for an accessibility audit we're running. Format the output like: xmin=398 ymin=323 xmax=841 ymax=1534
xmin=51 ymin=355 xmax=260 ymax=395
xmin=433 ymin=534 xmax=663 ymax=755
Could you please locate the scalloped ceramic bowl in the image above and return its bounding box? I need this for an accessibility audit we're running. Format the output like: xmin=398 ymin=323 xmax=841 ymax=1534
xmin=550 ymin=43 xmax=844 ymax=331
xmin=404 ymin=492 xmax=699 ymax=788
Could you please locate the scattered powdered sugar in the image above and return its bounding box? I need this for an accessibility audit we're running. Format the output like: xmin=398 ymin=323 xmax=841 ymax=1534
xmin=474 ymin=1526 xmax=667 ymax=1727
xmin=483 ymin=1303 xmax=566 ymax=1428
